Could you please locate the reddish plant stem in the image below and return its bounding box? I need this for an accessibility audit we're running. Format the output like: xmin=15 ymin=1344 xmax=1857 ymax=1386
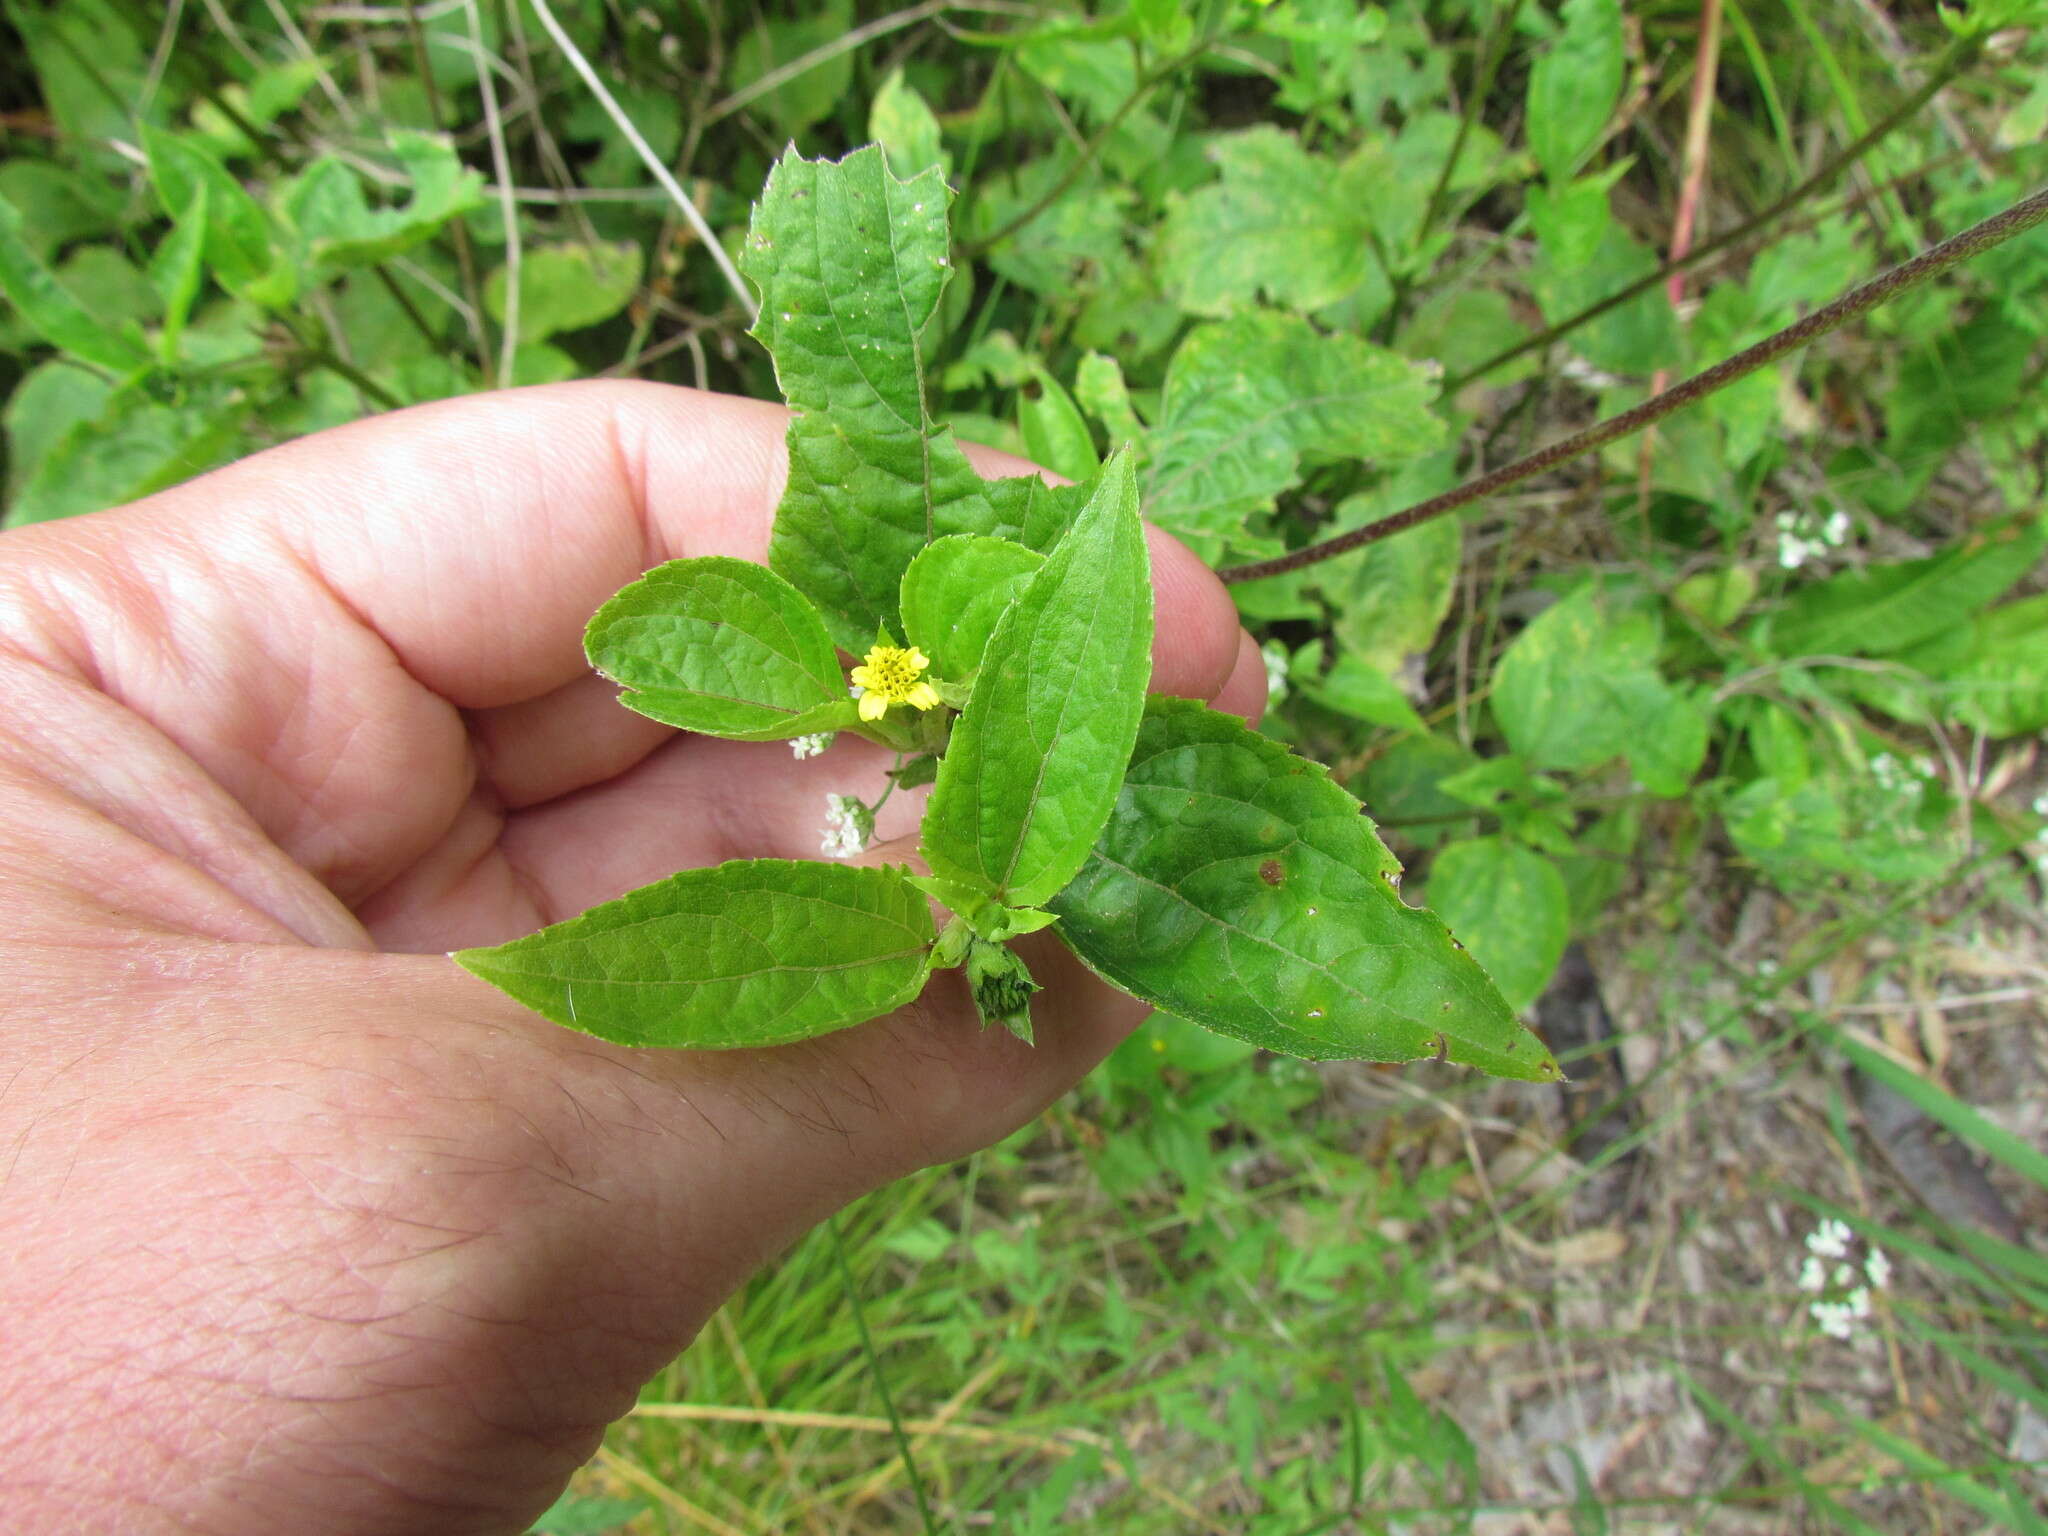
xmin=1219 ymin=185 xmax=2048 ymax=584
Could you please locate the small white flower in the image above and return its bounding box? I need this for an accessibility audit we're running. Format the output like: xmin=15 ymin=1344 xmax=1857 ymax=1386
xmin=1798 ymin=1255 xmax=1828 ymax=1293
xmin=1864 ymin=1247 xmax=1892 ymax=1289
xmin=1813 ymin=1300 xmax=1856 ymax=1340
xmin=789 ymin=732 xmax=833 ymax=760
xmin=1807 ymin=1218 xmax=1853 ymax=1260
xmin=820 ymin=793 xmax=871 ymax=858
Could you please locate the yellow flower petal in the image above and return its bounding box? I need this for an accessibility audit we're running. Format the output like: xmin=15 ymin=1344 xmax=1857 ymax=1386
xmin=858 ymin=690 xmax=889 ymax=722
xmin=906 ymin=681 xmax=941 ymax=711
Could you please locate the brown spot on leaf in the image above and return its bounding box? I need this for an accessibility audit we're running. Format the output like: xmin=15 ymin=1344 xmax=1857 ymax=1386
xmin=1258 ymin=859 xmax=1284 ymax=887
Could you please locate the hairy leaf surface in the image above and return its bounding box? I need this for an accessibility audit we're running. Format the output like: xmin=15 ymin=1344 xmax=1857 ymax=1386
xmin=923 ymin=453 xmax=1151 ymax=908
xmin=899 ymin=535 xmax=1045 ymax=682
xmin=1049 ymin=699 xmax=1558 ymax=1079
xmin=1143 ymin=311 xmax=1445 ymax=548
xmin=585 ymin=557 xmax=856 ymax=741
xmin=749 ymin=146 xmax=1039 ymax=649
xmin=453 ymin=859 xmax=935 ymax=1048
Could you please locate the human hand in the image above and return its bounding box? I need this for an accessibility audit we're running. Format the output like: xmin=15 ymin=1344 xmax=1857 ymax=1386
xmin=0 ymin=382 xmax=1261 ymax=1534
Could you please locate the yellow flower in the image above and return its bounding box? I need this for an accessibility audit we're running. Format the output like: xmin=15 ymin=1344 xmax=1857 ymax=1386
xmin=850 ymin=644 xmax=941 ymax=722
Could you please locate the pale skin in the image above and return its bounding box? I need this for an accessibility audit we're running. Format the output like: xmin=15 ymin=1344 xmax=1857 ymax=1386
xmin=0 ymin=381 xmax=1263 ymax=1534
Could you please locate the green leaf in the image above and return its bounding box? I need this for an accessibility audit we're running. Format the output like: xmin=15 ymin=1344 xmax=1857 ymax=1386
xmin=1769 ymin=515 xmax=2047 ymax=658
xmin=1018 ymin=364 xmax=1100 ymax=483
xmin=750 ymin=146 xmax=1038 ymax=650
xmin=3 ymin=358 xmax=111 ymax=499
xmin=1159 ymin=127 xmax=1381 ymax=315
xmin=1143 ymin=311 xmax=1447 ymax=548
xmin=1075 ymin=351 xmax=1146 ymax=449
xmin=5 ymin=382 xmax=244 ymax=527
xmin=0 ymin=160 xmax=122 ymax=261
xmin=0 ymin=196 xmax=152 ymax=374
xmin=453 ymin=859 xmax=936 ymax=1049
xmin=907 ymin=876 xmax=1061 ymax=943
xmin=1049 ymin=699 xmax=1558 ymax=1079
xmin=923 ymin=453 xmax=1151 ymax=909
xmin=869 ymin=69 xmax=949 ymax=181
xmin=149 ymin=184 xmax=210 ymax=366
xmin=140 ymin=127 xmax=294 ymax=310
xmin=1426 ymin=838 xmax=1570 ymax=1013
xmin=485 ymin=241 xmax=644 ymax=340
xmin=1325 ymin=464 xmax=1464 ymax=676
xmin=1304 ymin=650 xmax=1427 ymax=735
xmin=1527 ymin=0 xmax=1625 ymax=183
xmin=1928 ymin=594 xmax=2048 ymax=735
xmin=730 ymin=0 xmax=854 ymax=137
xmin=584 ymin=557 xmax=856 ymax=741
xmin=898 ymin=535 xmax=1045 ymax=682
xmin=1624 ymin=682 xmax=1709 ymax=797
xmin=1492 ymin=582 xmax=1668 ymax=772
xmin=286 ymin=133 xmax=487 ymax=271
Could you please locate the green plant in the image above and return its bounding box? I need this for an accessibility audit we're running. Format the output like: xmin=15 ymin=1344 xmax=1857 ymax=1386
xmin=451 ymin=145 xmax=1560 ymax=1081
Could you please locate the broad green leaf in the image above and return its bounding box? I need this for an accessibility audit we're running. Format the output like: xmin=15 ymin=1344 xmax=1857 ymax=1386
xmin=1527 ymin=0 xmax=1625 ymax=183
xmin=1624 ymin=681 xmax=1709 ymax=797
xmin=453 ymin=859 xmax=935 ymax=1049
xmin=485 ymin=242 xmax=644 ymax=339
xmin=5 ymin=382 xmax=244 ymax=526
xmin=1159 ymin=127 xmax=1381 ymax=315
xmin=923 ymin=453 xmax=1151 ymax=909
xmin=0 ymin=160 xmax=122 ymax=261
xmin=1492 ymin=582 xmax=1667 ymax=772
xmin=1050 ymin=699 xmax=1558 ymax=1079
xmin=750 ymin=147 xmax=1034 ymax=650
xmin=730 ymin=0 xmax=854 ymax=137
xmin=140 ymin=127 xmax=293 ymax=310
xmin=0 ymin=195 xmax=152 ymax=374
xmin=1426 ymin=837 xmax=1570 ymax=1013
xmin=1525 ymin=176 xmax=1612 ymax=270
xmin=1304 ymin=651 xmax=1427 ymax=735
xmin=964 ymin=154 xmax=1135 ymax=302
xmin=869 ymin=69 xmax=949 ymax=181
xmin=1326 ymin=464 xmax=1463 ymax=676
xmin=1144 ymin=311 xmax=1447 ymax=548
xmin=584 ymin=557 xmax=856 ymax=741
xmin=3 ymin=358 xmax=111 ymax=498
xmin=1927 ymin=594 xmax=2048 ymax=735
xmin=899 ymin=535 xmax=1045 ymax=681
xmin=1018 ymin=365 xmax=1100 ymax=483
xmin=286 ymin=133 xmax=487 ymax=271
xmin=1528 ymin=223 xmax=1679 ymax=377
xmin=1768 ymin=514 xmax=2047 ymax=658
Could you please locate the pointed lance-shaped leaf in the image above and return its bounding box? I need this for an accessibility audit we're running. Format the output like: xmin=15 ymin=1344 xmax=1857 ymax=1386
xmin=453 ymin=859 xmax=936 ymax=1048
xmin=1049 ymin=698 xmax=1560 ymax=1080
xmin=921 ymin=452 xmax=1151 ymax=909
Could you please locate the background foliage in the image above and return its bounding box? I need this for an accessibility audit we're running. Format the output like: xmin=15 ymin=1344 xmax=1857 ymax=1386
xmin=4 ymin=0 xmax=2047 ymax=1530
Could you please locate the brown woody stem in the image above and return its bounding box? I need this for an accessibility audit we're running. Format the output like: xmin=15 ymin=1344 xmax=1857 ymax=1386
xmin=1220 ymin=184 xmax=2048 ymax=584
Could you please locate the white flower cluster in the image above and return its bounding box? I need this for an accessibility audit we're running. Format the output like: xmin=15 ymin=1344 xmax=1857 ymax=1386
xmin=819 ymin=793 xmax=872 ymax=858
xmin=789 ymin=732 xmax=834 ymax=760
xmin=1796 ymin=1217 xmax=1892 ymax=1341
xmin=1774 ymin=509 xmax=1852 ymax=570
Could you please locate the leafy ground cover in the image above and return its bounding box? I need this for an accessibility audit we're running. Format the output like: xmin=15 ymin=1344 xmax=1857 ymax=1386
xmin=4 ymin=0 xmax=2047 ymax=1530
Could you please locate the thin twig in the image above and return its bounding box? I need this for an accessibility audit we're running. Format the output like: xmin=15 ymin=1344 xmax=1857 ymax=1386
xmin=1443 ymin=30 xmax=1983 ymax=393
xmin=403 ymin=0 xmax=493 ymax=381
xmin=1220 ymin=185 xmax=2048 ymax=583
xmin=465 ymin=0 xmax=521 ymax=385
xmin=526 ymin=0 xmax=756 ymax=318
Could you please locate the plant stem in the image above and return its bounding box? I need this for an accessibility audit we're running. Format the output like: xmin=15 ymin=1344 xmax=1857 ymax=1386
xmin=402 ymin=0 xmax=495 ymax=385
xmin=1415 ymin=0 xmax=1530 ymax=262
xmin=1220 ymin=184 xmax=2048 ymax=584
xmin=1442 ymin=29 xmax=1982 ymax=393
xmin=828 ymin=1214 xmax=941 ymax=1536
